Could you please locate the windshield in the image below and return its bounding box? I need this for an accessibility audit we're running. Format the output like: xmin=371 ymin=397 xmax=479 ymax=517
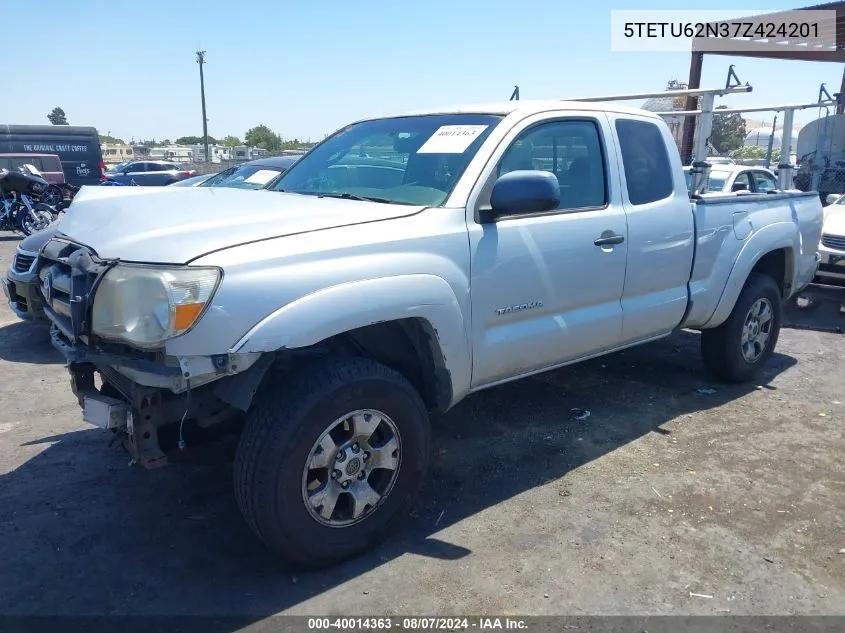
xmin=108 ymin=161 xmax=130 ymax=173
xmin=197 ymin=167 xmax=236 ymax=187
xmin=707 ymin=176 xmax=727 ymax=192
xmin=270 ymin=113 xmax=503 ymax=206
xmin=836 ymin=195 xmax=845 ymax=205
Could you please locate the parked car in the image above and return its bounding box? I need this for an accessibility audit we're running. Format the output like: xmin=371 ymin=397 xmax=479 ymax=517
xmin=684 ymin=165 xmax=778 ymax=194
xmin=817 ymin=193 xmax=845 ymax=282
xmin=104 ymin=160 xmax=196 ymax=186
xmin=3 ymin=226 xmax=53 ymax=321
xmin=1 ymin=125 xmax=104 ymax=186
xmin=209 ymin=154 xmax=304 ymax=188
xmin=28 ymin=101 xmax=822 ymax=567
xmin=168 ymin=173 xmax=216 ymax=187
xmin=0 ymin=153 xmax=64 ymax=185
xmin=167 ymin=155 xmax=305 ymax=190
xmin=5 ymin=156 xmax=304 ymax=320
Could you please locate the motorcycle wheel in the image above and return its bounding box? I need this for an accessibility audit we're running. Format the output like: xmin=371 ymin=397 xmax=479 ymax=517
xmin=20 ymin=208 xmax=54 ymax=236
xmin=41 ymin=185 xmax=64 ymax=207
xmin=36 ymin=202 xmax=60 ymax=221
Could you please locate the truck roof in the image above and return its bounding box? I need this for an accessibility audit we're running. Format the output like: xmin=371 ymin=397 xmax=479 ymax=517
xmin=360 ymin=100 xmax=663 ymax=122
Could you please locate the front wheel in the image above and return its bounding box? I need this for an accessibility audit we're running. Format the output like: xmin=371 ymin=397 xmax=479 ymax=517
xmin=700 ymin=272 xmax=782 ymax=383
xmin=19 ymin=206 xmax=54 ymax=236
xmin=234 ymin=357 xmax=431 ymax=568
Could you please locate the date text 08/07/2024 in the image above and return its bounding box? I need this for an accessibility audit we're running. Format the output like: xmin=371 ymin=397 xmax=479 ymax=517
xmin=623 ymin=21 xmax=820 ymax=39
xmin=306 ymin=617 xmax=529 ymax=630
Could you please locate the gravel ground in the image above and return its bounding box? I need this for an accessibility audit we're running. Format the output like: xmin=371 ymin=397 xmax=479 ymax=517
xmin=0 ymin=232 xmax=843 ymax=619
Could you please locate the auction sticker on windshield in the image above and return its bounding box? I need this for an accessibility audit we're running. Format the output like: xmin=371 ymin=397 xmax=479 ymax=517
xmin=244 ymin=169 xmax=280 ymax=185
xmin=417 ymin=125 xmax=489 ymax=154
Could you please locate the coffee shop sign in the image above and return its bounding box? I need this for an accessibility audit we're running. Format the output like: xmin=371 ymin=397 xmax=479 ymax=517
xmin=22 ymin=143 xmax=89 ymax=153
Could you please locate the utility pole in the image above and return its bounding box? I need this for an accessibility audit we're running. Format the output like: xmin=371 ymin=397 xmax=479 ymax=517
xmin=196 ymin=50 xmax=210 ymax=163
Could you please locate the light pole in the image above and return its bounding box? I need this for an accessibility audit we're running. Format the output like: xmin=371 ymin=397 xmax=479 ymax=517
xmin=196 ymin=50 xmax=210 ymax=163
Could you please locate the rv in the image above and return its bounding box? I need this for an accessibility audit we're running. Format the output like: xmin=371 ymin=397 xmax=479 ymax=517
xmin=149 ymin=146 xmax=194 ymax=164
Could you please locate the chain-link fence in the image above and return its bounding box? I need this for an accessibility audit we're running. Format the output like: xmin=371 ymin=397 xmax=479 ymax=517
xmin=795 ymin=151 xmax=845 ymax=203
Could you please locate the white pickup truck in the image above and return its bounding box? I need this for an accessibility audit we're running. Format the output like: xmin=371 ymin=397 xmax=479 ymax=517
xmin=34 ymin=100 xmax=822 ymax=567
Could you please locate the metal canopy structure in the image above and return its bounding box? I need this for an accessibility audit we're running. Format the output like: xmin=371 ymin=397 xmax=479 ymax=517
xmin=681 ymin=1 xmax=845 ymax=162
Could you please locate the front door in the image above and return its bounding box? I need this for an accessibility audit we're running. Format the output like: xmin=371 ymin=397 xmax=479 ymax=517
xmin=467 ymin=114 xmax=629 ymax=388
xmin=122 ymin=161 xmax=148 ymax=185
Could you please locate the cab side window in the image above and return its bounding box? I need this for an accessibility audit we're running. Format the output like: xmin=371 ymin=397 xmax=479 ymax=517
xmin=615 ymin=119 xmax=673 ymax=205
xmin=497 ymin=119 xmax=607 ymax=211
xmin=732 ymin=171 xmax=752 ymax=192
xmin=753 ymin=171 xmax=777 ymax=192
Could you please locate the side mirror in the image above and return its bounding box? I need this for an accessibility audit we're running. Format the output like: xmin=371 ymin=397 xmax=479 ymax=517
xmin=731 ymin=182 xmax=749 ymax=192
xmin=825 ymin=193 xmax=841 ymax=205
xmin=481 ymin=170 xmax=560 ymax=223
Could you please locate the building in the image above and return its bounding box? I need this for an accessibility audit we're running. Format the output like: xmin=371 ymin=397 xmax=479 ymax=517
xmin=744 ymin=126 xmax=799 ymax=150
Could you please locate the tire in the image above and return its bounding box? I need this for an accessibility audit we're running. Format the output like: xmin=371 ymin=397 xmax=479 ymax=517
xmin=234 ymin=356 xmax=431 ymax=568
xmin=35 ymin=202 xmax=59 ymax=222
xmin=19 ymin=207 xmax=54 ymax=236
xmin=700 ymin=272 xmax=782 ymax=383
xmin=40 ymin=185 xmax=63 ymax=207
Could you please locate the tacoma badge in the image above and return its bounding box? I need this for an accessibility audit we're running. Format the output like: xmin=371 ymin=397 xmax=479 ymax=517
xmin=495 ymin=301 xmax=543 ymax=316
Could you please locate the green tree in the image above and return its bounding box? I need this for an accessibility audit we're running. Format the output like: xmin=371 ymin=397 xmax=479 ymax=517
xmin=99 ymin=134 xmax=125 ymax=144
xmin=221 ymin=135 xmax=242 ymax=147
xmin=730 ymin=146 xmax=780 ymax=162
xmin=245 ymin=124 xmax=281 ymax=152
xmin=710 ymin=105 xmax=747 ymax=154
xmin=47 ymin=107 xmax=68 ymax=125
xmin=176 ymin=135 xmax=218 ymax=145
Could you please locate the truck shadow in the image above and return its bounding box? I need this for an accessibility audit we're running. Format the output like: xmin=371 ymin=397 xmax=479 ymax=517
xmin=784 ymin=283 xmax=845 ymax=334
xmin=0 ymin=330 xmax=796 ymax=620
xmin=0 ymin=321 xmax=60 ymax=364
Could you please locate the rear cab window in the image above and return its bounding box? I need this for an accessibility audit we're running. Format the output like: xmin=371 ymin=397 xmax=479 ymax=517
xmin=614 ymin=119 xmax=673 ymax=205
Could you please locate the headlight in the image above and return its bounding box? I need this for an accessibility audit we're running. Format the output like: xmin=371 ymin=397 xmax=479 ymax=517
xmin=91 ymin=265 xmax=221 ymax=348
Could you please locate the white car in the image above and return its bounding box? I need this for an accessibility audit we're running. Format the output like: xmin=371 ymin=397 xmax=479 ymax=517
xmin=684 ymin=165 xmax=778 ymax=194
xmin=818 ymin=193 xmax=845 ymax=282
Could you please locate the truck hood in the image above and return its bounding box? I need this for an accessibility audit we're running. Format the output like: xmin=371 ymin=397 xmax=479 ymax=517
xmin=55 ymin=187 xmax=424 ymax=263
xmin=823 ymin=205 xmax=845 ymax=237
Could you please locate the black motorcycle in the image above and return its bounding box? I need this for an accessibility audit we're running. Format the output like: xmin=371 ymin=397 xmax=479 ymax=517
xmin=40 ymin=181 xmax=80 ymax=211
xmin=0 ymin=166 xmax=55 ymax=235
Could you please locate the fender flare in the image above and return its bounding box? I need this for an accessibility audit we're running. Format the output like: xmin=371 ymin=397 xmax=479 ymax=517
xmin=230 ymin=274 xmax=472 ymax=402
xmin=701 ymin=222 xmax=797 ymax=329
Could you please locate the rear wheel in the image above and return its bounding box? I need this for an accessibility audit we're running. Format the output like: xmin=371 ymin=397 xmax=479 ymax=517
xmin=40 ymin=185 xmax=63 ymax=207
xmin=234 ymin=356 xmax=431 ymax=567
xmin=701 ymin=272 xmax=782 ymax=383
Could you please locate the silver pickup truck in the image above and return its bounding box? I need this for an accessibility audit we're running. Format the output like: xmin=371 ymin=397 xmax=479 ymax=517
xmin=31 ymin=101 xmax=822 ymax=567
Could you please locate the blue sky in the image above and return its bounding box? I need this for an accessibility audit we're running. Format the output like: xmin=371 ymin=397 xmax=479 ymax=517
xmin=6 ymin=0 xmax=842 ymax=142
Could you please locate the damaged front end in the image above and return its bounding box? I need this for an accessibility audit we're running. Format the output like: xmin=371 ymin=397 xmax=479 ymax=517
xmin=38 ymin=237 xmax=272 ymax=468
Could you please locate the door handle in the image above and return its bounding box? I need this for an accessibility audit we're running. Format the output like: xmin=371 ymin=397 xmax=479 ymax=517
xmin=594 ymin=233 xmax=625 ymax=247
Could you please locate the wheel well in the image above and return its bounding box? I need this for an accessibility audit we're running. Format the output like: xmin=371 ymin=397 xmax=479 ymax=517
xmin=314 ymin=319 xmax=452 ymax=413
xmin=750 ymin=248 xmax=792 ymax=296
